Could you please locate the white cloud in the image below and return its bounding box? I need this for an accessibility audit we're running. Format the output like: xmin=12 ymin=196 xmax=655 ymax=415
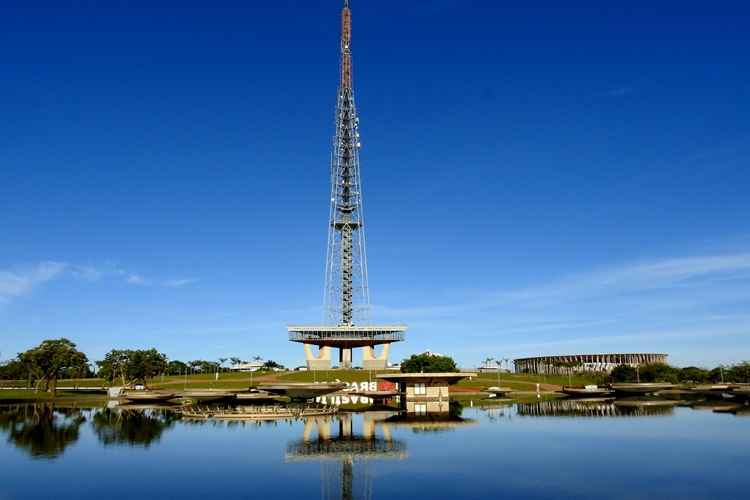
xmin=369 ymin=251 xmax=750 ymax=365
xmin=499 ymin=252 xmax=750 ymax=305
xmin=162 ymin=278 xmax=198 ymax=288
xmin=0 ymin=261 xmax=68 ymax=302
xmin=0 ymin=260 xmax=197 ymax=303
xmin=126 ymin=274 xmax=148 ymax=285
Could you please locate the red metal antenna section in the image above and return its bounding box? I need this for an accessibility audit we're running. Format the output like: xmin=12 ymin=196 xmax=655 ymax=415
xmin=340 ymin=0 xmax=352 ymax=89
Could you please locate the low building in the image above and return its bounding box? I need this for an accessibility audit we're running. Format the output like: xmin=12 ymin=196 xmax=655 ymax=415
xmin=513 ymin=353 xmax=669 ymax=375
xmin=376 ymin=372 xmax=476 ymax=414
xmin=230 ymin=362 xmax=264 ymax=372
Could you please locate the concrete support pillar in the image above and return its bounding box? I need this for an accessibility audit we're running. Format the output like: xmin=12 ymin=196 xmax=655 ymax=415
xmin=362 ymin=417 xmax=375 ymax=439
xmin=363 ymin=343 xmax=391 ymax=370
xmin=304 ymin=344 xmax=332 ymax=370
xmin=381 ymin=423 xmax=392 ymax=442
xmin=339 ymin=414 xmax=352 ymax=438
xmin=317 ymin=418 xmax=331 ymax=440
xmin=340 ymin=348 xmax=352 ymax=369
xmin=303 ymin=419 xmax=314 ymax=442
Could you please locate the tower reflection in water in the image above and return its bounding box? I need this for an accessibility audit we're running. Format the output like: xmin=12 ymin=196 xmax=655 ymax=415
xmin=285 ymin=412 xmax=406 ymax=500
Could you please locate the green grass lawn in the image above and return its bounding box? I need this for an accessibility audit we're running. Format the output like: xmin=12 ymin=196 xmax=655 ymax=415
xmin=268 ymin=369 xmax=389 ymax=383
xmin=0 ymin=390 xmax=107 ymax=403
xmin=0 ymin=369 xmax=599 ymax=403
xmin=0 ymin=378 xmax=107 ymax=388
xmin=457 ymin=371 xmax=600 ymax=390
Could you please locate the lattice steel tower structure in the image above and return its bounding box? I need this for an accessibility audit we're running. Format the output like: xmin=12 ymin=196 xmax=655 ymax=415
xmin=324 ymin=0 xmax=368 ymax=327
xmin=288 ymin=1 xmax=407 ymax=370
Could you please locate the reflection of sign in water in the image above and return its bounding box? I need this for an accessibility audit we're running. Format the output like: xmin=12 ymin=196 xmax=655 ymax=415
xmin=347 ymin=381 xmax=378 ymax=392
xmin=315 ymin=381 xmax=379 ymax=405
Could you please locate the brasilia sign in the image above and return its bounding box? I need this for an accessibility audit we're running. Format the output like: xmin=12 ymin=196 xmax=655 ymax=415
xmin=314 ymin=381 xmax=385 ymax=406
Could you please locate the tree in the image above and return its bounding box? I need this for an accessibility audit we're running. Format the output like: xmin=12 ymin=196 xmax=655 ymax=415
xmin=709 ymin=366 xmax=725 ymax=383
xmin=262 ymin=360 xmax=283 ymax=370
xmin=679 ymin=366 xmax=710 ymax=383
xmin=725 ymin=362 xmax=750 ymax=383
xmin=167 ymin=360 xmax=188 ymax=376
xmin=610 ymin=363 xmax=680 ymax=383
xmin=0 ymin=359 xmax=28 ymax=381
xmin=610 ymin=364 xmax=637 ymax=383
xmin=401 ymin=353 xmax=458 ymax=373
xmin=639 ymin=363 xmax=680 ymax=384
xmin=97 ymin=350 xmax=132 ymax=386
xmin=97 ymin=349 xmax=168 ymax=387
xmin=128 ymin=349 xmax=168 ymax=384
xmin=229 ymin=357 xmax=242 ymax=367
xmin=19 ymin=339 xmax=89 ymax=393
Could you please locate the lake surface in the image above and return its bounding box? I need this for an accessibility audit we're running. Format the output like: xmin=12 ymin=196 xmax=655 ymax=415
xmin=1 ymin=400 xmax=749 ymax=500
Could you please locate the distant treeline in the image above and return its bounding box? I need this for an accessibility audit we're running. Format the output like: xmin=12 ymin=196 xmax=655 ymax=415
xmin=0 ymin=338 xmax=283 ymax=392
xmin=610 ymin=362 xmax=750 ymax=384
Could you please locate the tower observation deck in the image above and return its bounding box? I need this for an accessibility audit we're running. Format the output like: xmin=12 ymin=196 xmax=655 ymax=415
xmin=288 ymin=1 xmax=407 ymax=370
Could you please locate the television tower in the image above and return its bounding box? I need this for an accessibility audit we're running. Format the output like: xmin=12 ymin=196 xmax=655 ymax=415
xmin=324 ymin=0 xmax=368 ymax=327
xmin=288 ymin=1 xmax=407 ymax=370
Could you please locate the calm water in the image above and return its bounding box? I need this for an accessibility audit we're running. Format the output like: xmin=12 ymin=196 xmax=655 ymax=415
xmin=1 ymin=400 xmax=749 ymax=500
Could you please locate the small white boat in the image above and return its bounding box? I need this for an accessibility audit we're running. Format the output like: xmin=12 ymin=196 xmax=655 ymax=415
xmin=121 ymin=391 xmax=176 ymax=403
xmin=485 ymin=387 xmax=513 ymax=398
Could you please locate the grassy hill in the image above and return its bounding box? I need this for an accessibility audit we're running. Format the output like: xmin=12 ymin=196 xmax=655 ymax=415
xmin=1 ymin=369 xmax=600 ymax=400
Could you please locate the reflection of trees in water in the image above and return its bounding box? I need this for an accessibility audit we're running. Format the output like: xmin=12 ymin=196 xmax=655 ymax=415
xmin=449 ymin=400 xmax=464 ymax=418
xmin=91 ymin=408 xmax=177 ymax=447
xmin=516 ymin=399 xmax=675 ymax=417
xmin=0 ymin=404 xmax=85 ymax=459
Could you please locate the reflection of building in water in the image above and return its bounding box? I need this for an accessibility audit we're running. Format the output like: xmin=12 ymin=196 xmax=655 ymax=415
xmin=516 ymin=399 xmax=676 ymax=417
xmin=285 ymin=413 xmax=406 ymax=500
xmin=378 ymin=411 xmax=477 ymax=433
xmin=375 ymin=373 xmax=476 ymax=414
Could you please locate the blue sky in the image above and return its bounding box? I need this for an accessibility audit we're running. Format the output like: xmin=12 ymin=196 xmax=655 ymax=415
xmin=1 ymin=0 xmax=748 ymax=368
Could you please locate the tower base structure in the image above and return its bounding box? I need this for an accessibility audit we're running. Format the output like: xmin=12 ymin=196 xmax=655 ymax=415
xmin=362 ymin=344 xmax=391 ymax=370
xmin=290 ymin=325 xmax=406 ymax=371
xmin=304 ymin=344 xmax=332 ymax=370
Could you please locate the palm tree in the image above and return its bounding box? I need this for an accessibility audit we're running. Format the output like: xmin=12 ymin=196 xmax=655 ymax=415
xmin=484 ymin=357 xmax=494 ymax=369
xmin=250 ymin=356 xmax=263 ymax=387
